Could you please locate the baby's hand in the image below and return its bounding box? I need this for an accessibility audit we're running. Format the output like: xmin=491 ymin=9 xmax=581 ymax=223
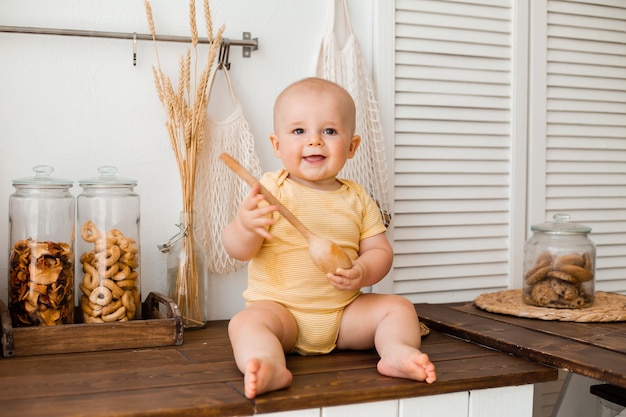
xmin=327 ymin=262 xmax=365 ymax=291
xmin=236 ymin=184 xmax=277 ymax=240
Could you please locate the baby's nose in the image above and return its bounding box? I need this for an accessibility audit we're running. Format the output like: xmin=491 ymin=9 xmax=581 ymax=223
xmin=307 ymin=133 xmax=323 ymax=146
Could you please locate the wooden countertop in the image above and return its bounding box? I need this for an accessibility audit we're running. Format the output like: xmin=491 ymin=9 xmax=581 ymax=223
xmin=0 ymin=315 xmax=557 ymax=417
xmin=416 ymin=302 xmax=626 ymax=388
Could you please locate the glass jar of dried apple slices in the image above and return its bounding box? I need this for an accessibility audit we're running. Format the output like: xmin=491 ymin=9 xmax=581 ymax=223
xmin=8 ymin=165 xmax=75 ymax=326
xmin=523 ymin=214 xmax=596 ymax=309
xmin=77 ymin=166 xmax=141 ymax=323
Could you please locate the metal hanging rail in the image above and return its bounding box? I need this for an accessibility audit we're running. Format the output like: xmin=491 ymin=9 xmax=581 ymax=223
xmin=0 ymin=25 xmax=259 ymax=65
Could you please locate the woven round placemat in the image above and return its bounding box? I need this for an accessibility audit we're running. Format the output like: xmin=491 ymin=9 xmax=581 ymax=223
xmin=474 ymin=290 xmax=626 ymax=322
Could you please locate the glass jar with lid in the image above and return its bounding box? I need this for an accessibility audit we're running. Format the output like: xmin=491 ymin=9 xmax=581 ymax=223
xmin=77 ymin=166 xmax=141 ymax=323
xmin=8 ymin=165 xmax=75 ymax=326
xmin=523 ymin=214 xmax=595 ymax=308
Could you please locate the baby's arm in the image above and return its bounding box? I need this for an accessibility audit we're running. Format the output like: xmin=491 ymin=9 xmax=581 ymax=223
xmin=222 ymin=184 xmax=277 ymax=261
xmin=327 ymin=232 xmax=393 ymax=290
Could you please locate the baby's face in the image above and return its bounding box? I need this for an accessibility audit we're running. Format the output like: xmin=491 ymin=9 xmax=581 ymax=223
xmin=270 ymin=85 xmax=359 ymax=191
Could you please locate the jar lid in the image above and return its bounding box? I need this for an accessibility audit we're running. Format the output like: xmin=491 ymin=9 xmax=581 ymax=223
xmin=531 ymin=213 xmax=592 ymax=234
xmin=12 ymin=165 xmax=73 ymax=187
xmin=79 ymin=166 xmax=137 ymax=187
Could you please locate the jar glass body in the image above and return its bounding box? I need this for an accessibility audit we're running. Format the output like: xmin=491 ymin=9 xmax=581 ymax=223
xmin=77 ymin=168 xmax=140 ymax=323
xmin=523 ymin=216 xmax=596 ymax=309
xmin=8 ymin=170 xmax=75 ymax=326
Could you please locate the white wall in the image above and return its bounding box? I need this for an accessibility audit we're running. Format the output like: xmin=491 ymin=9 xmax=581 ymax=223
xmin=0 ymin=0 xmax=376 ymax=320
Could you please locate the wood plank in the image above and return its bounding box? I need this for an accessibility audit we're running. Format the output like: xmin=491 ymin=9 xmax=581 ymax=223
xmin=0 ymin=382 xmax=252 ymax=417
xmin=453 ymin=303 xmax=626 ymax=354
xmin=250 ymin=352 xmax=556 ymax=414
xmin=0 ymin=316 xmax=557 ymax=417
xmin=10 ymin=318 xmax=180 ymax=356
xmin=416 ymin=303 xmax=626 ymax=387
xmin=1 ymin=292 xmax=183 ymax=358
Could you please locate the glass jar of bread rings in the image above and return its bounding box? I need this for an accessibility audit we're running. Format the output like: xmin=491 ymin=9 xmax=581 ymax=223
xmin=523 ymin=214 xmax=596 ymax=309
xmin=8 ymin=165 xmax=75 ymax=326
xmin=77 ymin=166 xmax=141 ymax=323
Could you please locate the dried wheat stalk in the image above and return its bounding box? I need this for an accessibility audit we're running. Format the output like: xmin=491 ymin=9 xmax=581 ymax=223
xmin=144 ymin=0 xmax=224 ymax=327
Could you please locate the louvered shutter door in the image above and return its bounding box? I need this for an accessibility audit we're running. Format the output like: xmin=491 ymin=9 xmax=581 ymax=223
xmin=530 ymin=0 xmax=626 ymax=293
xmin=392 ymin=0 xmax=528 ymax=303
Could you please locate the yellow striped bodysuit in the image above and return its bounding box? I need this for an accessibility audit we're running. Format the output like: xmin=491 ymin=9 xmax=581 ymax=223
xmin=243 ymin=169 xmax=387 ymax=355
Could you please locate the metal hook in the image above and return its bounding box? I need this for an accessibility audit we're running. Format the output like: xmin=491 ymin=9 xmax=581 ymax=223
xmin=133 ymin=32 xmax=137 ymax=66
xmin=218 ymin=39 xmax=231 ymax=70
xmin=157 ymin=222 xmax=189 ymax=253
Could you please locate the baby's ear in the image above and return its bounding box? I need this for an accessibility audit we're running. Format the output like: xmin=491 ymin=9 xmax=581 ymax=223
xmin=348 ymin=135 xmax=361 ymax=158
xmin=269 ymin=134 xmax=281 ymax=157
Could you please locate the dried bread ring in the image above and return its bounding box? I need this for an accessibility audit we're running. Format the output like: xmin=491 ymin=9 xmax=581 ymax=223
xmin=95 ymin=245 xmax=121 ymax=267
xmin=80 ymin=295 xmax=102 ymax=317
xmin=116 ymin=279 xmax=137 ymax=291
xmin=89 ymin=286 xmax=113 ymax=306
xmin=102 ymin=306 xmax=126 ymax=322
xmin=82 ymin=271 xmax=99 ymax=291
xmin=122 ymin=290 xmax=135 ymax=309
xmin=94 ymin=237 xmax=118 ymax=253
xmin=122 ymin=242 xmax=139 ymax=254
xmin=81 ymin=221 xmax=101 ymax=243
xmin=122 ymin=291 xmax=137 ymax=319
xmin=98 ymin=262 xmax=120 ymax=280
xmin=80 ymin=251 xmax=95 ymax=264
xmin=102 ymin=299 xmax=123 ymax=316
xmin=112 ymin=263 xmax=131 ymax=281
xmin=108 ymin=229 xmax=125 ymax=240
xmin=79 ymin=283 xmax=93 ymax=297
xmin=102 ymin=278 xmax=124 ymax=299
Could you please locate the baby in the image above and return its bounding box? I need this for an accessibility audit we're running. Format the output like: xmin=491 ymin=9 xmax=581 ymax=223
xmin=222 ymin=77 xmax=436 ymax=399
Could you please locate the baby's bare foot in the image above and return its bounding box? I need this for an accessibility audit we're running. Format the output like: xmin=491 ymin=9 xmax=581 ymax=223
xmin=377 ymin=345 xmax=437 ymax=384
xmin=244 ymin=358 xmax=293 ymax=399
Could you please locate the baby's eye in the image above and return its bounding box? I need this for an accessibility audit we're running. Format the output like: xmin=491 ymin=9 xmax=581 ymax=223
xmin=323 ymin=128 xmax=337 ymax=135
xmin=293 ymin=128 xmax=305 ymax=135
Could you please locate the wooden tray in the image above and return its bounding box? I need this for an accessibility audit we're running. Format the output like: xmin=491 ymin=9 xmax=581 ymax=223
xmin=0 ymin=292 xmax=183 ymax=358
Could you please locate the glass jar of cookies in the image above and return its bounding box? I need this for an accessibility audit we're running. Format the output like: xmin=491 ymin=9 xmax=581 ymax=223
xmin=77 ymin=166 xmax=141 ymax=323
xmin=523 ymin=214 xmax=595 ymax=308
xmin=8 ymin=165 xmax=75 ymax=326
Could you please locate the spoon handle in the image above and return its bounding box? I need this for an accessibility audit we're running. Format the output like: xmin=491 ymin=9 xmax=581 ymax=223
xmin=220 ymin=153 xmax=313 ymax=240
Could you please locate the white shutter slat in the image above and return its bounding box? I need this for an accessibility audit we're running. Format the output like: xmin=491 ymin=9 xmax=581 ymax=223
xmin=396 ymin=10 xmax=510 ymax=33
xmin=395 ymin=173 xmax=509 ymax=187
xmin=396 ymin=186 xmax=509 ymax=200
xmin=542 ymin=1 xmax=626 ymax=292
xmin=395 ymin=224 xmax=508 ymax=240
xmin=394 ymin=250 xmax=508 ymax=269
xmin=395 ymin=78 xmax=510 ymax=97
xmin=394 ymin=211 xmax=509 ymax=228
xmin=396 ymin=51 xmax=511 ymax=71
xmin=392 ymin=0 xmax=532 ymax=301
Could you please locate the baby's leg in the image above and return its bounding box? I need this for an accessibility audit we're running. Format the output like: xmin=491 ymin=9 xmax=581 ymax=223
xmin=337 ymin=294 xmax=437 ymax=384
xmin=228 ymin=300 xmax=298 ymax=398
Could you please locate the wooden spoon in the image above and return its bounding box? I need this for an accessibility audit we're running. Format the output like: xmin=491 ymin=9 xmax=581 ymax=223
xmin=220 ymin=153 xmax=353 ymax=274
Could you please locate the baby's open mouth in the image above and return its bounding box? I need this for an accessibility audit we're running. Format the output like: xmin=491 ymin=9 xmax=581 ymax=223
xmin=303 ymin=155 xmax=326 ymax=163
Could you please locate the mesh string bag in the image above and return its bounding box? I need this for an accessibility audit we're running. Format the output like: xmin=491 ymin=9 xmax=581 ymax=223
xmin=316 ymin=0 xmax=391 ymax=226
xmin=195 ymin=67 xmax=262 ymax=273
